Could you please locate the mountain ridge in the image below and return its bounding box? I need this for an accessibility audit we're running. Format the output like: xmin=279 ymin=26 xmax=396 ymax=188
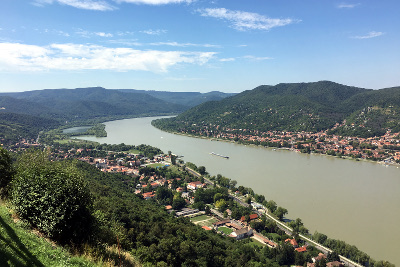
xmin=152 ymin=81 xmax=400 ymax=137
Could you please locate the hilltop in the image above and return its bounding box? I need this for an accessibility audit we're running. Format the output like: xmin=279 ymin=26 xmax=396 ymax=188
xmin=0 ymin=87 xmax=234 ymax=124
xmin=152 ymin=81 xmax=400 ymax=138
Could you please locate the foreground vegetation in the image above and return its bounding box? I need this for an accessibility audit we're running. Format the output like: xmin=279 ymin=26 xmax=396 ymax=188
xmin=0 ymin=143 xmax=394 ymax=266
xmin=0 ymin=202 xmax=97 ymax=267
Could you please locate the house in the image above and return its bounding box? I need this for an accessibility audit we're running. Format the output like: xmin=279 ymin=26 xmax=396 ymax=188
xmin=295 ymin=246 xmax=307 ymax=252
xmin=285 ymin=238 xmax=299 ymax=248
xmin=229 ymin=227 xmax=253 ymax=240
xmin=240 ymin=213 xmax=258 ymax=222
xmin=253 ymin=233 xmax=278 ymax=248
xmin=187 ymin=181 xmax=203 ymax=190
xmin=326 ymin=261 xmax=344 ymax=267
xmin=312 ymin=253 xmax=327 ymax=263
xmin=213 ymin=219 xmax=230 ymax=227
xmin=176 ymin=187 xmax=184 ymax=193
xmin=202 ymin=226 xmax=212 ymax=231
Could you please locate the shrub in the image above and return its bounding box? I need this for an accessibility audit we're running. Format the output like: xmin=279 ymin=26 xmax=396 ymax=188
xmin=0 ymin=146 xmax=14 ymax=197
xmin=12 ymin=150 xmax=93 ymax=244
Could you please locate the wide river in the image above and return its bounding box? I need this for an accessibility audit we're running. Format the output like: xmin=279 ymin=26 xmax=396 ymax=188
xmin=78 ymin=116 xmax=400 ymax=265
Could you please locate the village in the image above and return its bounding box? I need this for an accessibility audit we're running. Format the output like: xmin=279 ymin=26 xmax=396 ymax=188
xmin=180 ymin=122 xmax=400 ymax=164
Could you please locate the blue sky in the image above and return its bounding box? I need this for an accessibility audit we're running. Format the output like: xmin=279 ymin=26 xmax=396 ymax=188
xmin=1 ymin=0 xmax=399 ymax=93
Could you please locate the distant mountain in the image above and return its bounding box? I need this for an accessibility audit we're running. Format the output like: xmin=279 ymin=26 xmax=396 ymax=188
xmin=152 ymin=81 xmax=400 ymax=137
xmin=0 ymin=87 xmax=187 ymax=122
xmin=116 ymin=89 xmax=236 ymax=107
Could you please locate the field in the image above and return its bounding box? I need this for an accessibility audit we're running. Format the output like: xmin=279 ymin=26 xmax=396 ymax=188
xmin=190 ymin=215 xmax=218 ymax=228
xmin=146 ymin=163 xmax=166 ymax=168
xmin=217 ymin=226 xmax=233 ymax=235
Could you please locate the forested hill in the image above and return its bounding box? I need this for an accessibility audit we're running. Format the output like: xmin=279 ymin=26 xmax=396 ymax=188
xmin=0 ymin=87 xmax=234 ymax=123
xmin=117 ymin=89 xmax=236 ymax=107
xmin=152 ymin=81 xmax=400 ymax=137
xmin=0 ymin=87 xmax=186 ymax=122
xmin=0 ymin=112 xmax=60 ymax=144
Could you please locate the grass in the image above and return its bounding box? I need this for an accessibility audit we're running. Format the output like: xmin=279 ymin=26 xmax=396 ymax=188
xmin=128 ymin=149 xmax=141 ymax=154
xmin=190 ymin=215 xmax=218 ymax=227
xmin=248 ymin=238 xmax=265 ymax=247
xmin=0 ymin=203 xmax=98 ymax=267
xmin=217 ymin=226 xmax=233 ymax=235
xmin=190 ymin=215 xmax=210 ymax=222
xmin=147 ymin=163 xmax=165 ymax=168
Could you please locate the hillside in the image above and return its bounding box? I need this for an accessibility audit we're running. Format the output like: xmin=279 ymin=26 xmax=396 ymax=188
xmin=152 ymin=81 xmax=400 ymax=137
xmin=0 ymin=87 xmax=234 ymax=125
xmin=0 ymin=87 xmax=186 ymax=122
xmin=116 ymin=89 xmax=236 ymax=107
xmin=0 ymin=113 xmax=61 ymax=145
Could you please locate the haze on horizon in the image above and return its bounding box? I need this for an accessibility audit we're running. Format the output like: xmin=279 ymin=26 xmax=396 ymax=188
xmin=1 ymin=0 xmax=399 ymax=93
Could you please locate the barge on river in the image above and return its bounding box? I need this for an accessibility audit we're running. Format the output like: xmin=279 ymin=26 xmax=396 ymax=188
xmin=210 ymin=152 xmax=229 ymax=159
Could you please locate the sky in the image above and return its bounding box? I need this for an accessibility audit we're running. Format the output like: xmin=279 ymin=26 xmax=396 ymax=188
xmin=0 ymin=0 xmax=399 ymax=93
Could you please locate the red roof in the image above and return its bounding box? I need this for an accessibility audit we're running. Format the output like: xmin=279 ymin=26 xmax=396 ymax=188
xmin=285 ymin=238 xmax=298 ymax=247
xmin=202 ymin=226 xmax=212 ymax=231
xmin=295 ymin=246 xmax=307 ymax=252
xmin=240 ymin=214 xmax=258 ymax=222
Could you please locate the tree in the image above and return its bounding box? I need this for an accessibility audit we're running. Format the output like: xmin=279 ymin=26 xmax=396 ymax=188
xmin=172 ymin=196 xmax=186 ymax=210
xmin=266 ymin=200 xmax=277 ymax=213
xmin=0 ymin=146 xmax=14 ymax=197
xmin=215 ymin=199 xmax=227 ymax=212
xmin=205 ymin=205 xmax=211 ymax=215
xmin=198 ymin=166 xmax=206 ymax=175
xmin=156 ymin=186 xmax=173 ymax=205
xmin=12 ymin=150 xmax=93 ymax=244
xmin=275 ymin=207 xmax=288 ymax=221
xmin=246 ymin=196 xmax=252 ymax=204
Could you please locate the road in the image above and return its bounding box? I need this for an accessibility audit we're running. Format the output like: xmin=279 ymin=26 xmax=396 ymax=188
xmin=185 ymin=166 xmax=363 ymax=267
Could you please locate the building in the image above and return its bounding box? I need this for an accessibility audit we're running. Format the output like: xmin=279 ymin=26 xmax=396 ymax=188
xmin=187 ymin=181 xmax=204 ymax=190
xmin=285 ymin=238 xmax=299 ymax=248
xmin=229 ymin=226 xmax=253 ymax=240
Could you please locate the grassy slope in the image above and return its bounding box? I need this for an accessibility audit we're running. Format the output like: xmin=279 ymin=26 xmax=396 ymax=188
xmin=0 ymin=202 xmax=98 ymax=267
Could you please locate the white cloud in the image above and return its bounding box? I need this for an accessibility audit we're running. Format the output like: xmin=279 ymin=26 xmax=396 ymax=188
xmin=33 ymin=0 xmax=116 ymax=11
xmin=150 ymin=42 xmax=221 ymax=48
xmin=0 ymin=42 xmax=216 ymax=72
xmin=76 ymin=29 xmax=113 ymax=38
xmin=219 ymin=58 xmax=235 ymax=62
xmin=197 ymin=8 xmax=298 ymax=31
xmin=337 ymin=3 xmax=360 ymax=9
xmin=140 ymin=29 xmax=167 ymax=35
xmin=95 ymin=32 xmax=113 ymax=37
xmin=243 ymin=55 xmax=272 ymax=61
xmin=115 ymin=0 xmax=193 ymax=4
xmin=352 ymin=31 xmax=384 ymax=39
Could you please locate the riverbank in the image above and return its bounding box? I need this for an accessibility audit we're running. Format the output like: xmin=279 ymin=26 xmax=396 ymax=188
xmin=71 ymin=116 xmax=400 ymax=265
xmin=150 ymin=125 xmax=400 ymax=169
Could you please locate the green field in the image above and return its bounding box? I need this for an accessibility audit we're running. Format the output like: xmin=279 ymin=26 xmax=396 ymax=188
xmin=147 ymin=163 xmax=166 ymax=168
xmin=217 ymin=226 xmax=233 ymax=235
xmin=190 ymin=215 xmax=218 ymax=227
xmin=128 ymin=149 xmax=141 ymax=154
xmin=249 ymin=238 xmax=265 ymax=247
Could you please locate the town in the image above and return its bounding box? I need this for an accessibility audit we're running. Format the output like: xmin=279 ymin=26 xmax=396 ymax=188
xmin=175 ymin=121 xmax=400 ymax=165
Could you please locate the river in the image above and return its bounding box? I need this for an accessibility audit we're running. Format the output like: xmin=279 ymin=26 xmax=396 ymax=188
xmin=77 ymin=116 xmax=400 ymax=265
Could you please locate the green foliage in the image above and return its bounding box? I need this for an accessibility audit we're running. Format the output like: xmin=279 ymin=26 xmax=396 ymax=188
xmin=153 ymin=81 xmax=400 ymax=138
xmin=11 ymin=150 xmax=93 ymax=244
xmin=0 ymin=204 xmax=98 ymax=267
xmin=0 ymin=112 xmax=60 ymax=145
xmin=0 ymin=146 xmax=14 ymax=197
xmin=0 ymin=87 xmax=186 ymax=123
